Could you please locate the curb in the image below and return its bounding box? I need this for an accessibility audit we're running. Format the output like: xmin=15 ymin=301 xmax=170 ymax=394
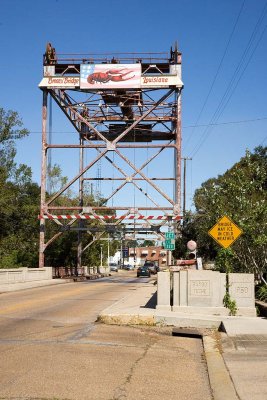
xmin=98 ymin=313 xmax=155 ymax=326
xmin=203 ymin=335 xmax=239 ymax=400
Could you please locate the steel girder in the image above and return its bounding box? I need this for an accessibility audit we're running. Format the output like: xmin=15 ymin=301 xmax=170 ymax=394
xmin=39 ymin=55 xmax=182 ymax=268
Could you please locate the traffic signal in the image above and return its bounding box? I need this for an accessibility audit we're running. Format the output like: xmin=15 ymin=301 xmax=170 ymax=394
xmin=187 ymin=240 xmax=197 ymax=259
xmin=188 ymin=249 xmax=197 ymax=259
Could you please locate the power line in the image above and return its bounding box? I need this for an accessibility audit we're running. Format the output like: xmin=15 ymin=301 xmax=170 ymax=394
xmin=189 ymin=1 xmax=267 ymax=157
xmin=215 ymin=23 xmax=267 ymax=120
xmin=259 ymin=135 xmax=267 ymax=145
xmin=182 ymin=157 xmax=192 ymax=217
xmin=28 ymin=115 xmax=267 ymax=135
xmin=183 ymin=116 xmax=267 ymax=129
xmin=183 ymin=0 xmax=245 ymax=151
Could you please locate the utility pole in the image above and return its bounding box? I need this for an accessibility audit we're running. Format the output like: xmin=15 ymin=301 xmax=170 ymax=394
xmin=182 ymin=157 xmax=192 ymax=219
xmin=107 ymin=233 xmax=110 ymax=267
xmin=120 ymin=235 xmax=123 ymax=269
xmin=100 ymin=245 xmax=103 ymax=271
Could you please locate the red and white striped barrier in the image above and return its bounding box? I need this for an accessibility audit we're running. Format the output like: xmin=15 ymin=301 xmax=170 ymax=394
xmin=38 ymin=214 xmax=181 ymax=221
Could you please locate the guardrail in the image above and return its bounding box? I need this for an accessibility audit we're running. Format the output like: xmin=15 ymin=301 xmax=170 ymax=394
xmin=0 ymin=268 xmax=52 ymax=284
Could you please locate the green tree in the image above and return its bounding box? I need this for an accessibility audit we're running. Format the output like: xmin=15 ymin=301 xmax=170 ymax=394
xmin=193 ymin=146 xmax=267 ymax=280
xmin=44 ymin=177 xmax=119 ymax=268
xmin=173 ymin=212 xmax=199 ymax=259
xmin=47 ymin=164 xmax=68 ymax=194
xmin=140 ymin=239 xmax=155 ymax=247
xmin=0 ymin=166 xmax=40 ymax=268
xmin=0 ymin=107 xmax=40 ymax=268
xmin=0 ymin=108 xmax=29 ymax=179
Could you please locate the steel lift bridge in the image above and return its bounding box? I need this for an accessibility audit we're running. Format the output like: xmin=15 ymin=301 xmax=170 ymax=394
xmin=38 ymin=43 xmax=183 ymax=269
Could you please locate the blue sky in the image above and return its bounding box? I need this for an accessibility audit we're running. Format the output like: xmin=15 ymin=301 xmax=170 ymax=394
xmin=1 ymin=0 xmax=266 ymax=211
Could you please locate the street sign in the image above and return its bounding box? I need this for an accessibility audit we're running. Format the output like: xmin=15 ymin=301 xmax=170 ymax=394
xmin=164 ymin=243 xmax=175 ymax=250
xmin=165 ymin=232 xmax=175 ymax=240
xmin=164 ymin=239 xmax=175 ymax=250
xmin=164 ymin=232 xmax=175 ymax=249
xmin=208 ymin=215 xmax=243 ymax=249
xmin=122 ymin=247 xmax=129 ymax=257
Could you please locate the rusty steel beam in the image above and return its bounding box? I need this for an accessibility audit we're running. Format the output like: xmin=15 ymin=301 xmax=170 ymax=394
xmin=46 ymin=144 xmax=176 ymax=149
xmin=77 ymin=133 xmax=84 ymax=271
xmin=113 ymin=90 xmax=174 ymax=144
xmin=39 ymin=91 xmax=48 ymax=268
xmin=82 ymin=177 xmax=175 ymax=180
xmin=47 ymin=149 xmax=108 ymax=206
xmin=115 ymin=148 xmax=175 ymax=206
xmin=39 ymin=46 xmax=183 ymax=268
xmin=84 ymin=116 xmax=175 ymax=122
xmin=175 ymin=90 xmax=182 ymax=215
xmin=47 ymin=206 xmax=173 ymax=211
xmin=102 ymin=139 xmax=175 ymax=211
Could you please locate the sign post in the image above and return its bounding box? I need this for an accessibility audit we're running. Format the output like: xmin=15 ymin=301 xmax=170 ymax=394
xmin=208 ymin=215 xmax=242 ymax=249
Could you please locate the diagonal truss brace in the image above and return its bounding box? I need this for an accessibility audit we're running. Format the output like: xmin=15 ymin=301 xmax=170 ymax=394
xmin=47 ymin=88 xmax=178 ymax=209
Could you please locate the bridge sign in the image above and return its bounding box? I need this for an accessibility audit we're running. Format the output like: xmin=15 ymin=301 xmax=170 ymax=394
xmin=208 ymin=215 xmax=242 ymax=249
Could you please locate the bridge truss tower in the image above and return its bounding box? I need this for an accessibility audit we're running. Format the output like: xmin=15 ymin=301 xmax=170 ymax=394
xmin=39 ymin=44 xmax=183 ymax=268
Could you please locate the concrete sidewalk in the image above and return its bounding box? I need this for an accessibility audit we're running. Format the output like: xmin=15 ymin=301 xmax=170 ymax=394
xmin=99 ymin=280 xmax=267 ymax=400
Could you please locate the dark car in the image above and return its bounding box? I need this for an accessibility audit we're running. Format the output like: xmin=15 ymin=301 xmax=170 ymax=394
xmin=144 ymin=261 xmax=159 ymax=274
xmin=137 ymin=266 xmax=151 ymax=278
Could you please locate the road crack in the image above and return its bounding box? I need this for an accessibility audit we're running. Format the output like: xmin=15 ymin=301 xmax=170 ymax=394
xmin=111 ymin=338 xmax=156 ymax=400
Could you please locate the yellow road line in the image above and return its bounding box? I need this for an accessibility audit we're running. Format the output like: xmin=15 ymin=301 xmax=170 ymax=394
xmin=0 ymin=282 xmax=102 ymax=315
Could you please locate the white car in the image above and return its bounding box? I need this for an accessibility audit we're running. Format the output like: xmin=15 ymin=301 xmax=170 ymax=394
xmin=125 ymin=264 xmax=134 ymax=270
xmin=110 ymin=264 xmax=118 ymax=272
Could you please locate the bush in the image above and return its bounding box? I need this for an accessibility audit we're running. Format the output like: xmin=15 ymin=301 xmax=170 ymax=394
xmin=256 ymin=285 xmax=267 ymax=302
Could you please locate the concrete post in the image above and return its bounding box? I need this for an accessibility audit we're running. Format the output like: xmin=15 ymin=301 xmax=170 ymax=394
xmin=156 ymin=271 xmax=171 ymax=311
xmin=179 ymin=270 xmax=188 ymax=306
xmin=172 ymin=272 xmax=180 ymax=308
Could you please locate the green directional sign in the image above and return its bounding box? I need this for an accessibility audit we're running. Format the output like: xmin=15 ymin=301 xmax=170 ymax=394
xmin=165 ymin=232 xmax=175 ymax=240
xmin=164 ymin=239 xmax=175 ymax=250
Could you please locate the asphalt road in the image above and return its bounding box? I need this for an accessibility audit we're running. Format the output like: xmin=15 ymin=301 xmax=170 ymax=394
xmin=0 ymin=271 xmax=212 ymax=400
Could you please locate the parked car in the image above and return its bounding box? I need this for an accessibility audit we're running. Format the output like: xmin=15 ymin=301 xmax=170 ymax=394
xmin=144 ymin=261 xmax=159 ymax=274
xmin=125 ymin=264 xmax=134 ymax=270
xmin=109 ymin=263 xmax=118 ymax=272
xmin=137 ymin=266 xmax=151 ymax=278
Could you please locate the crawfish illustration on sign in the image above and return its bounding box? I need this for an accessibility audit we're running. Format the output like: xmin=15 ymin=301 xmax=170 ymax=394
xmin=87 ymin=68 xmax=135 ymax=84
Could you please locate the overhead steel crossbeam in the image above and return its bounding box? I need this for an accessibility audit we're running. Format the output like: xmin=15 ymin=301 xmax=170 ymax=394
xmin=39 ymin=44 xmax=183 ymax=268
xmin=47 ymin=88 xmax=179 ymax=208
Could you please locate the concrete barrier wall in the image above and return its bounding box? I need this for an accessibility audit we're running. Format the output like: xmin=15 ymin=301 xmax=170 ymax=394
xmin=157 ymin=271 xmax=256 ymax=317
xmin=0 ymin=268 xmax=52 ymax=284
xmin=156 ymin=271 xmax=171 ymax=311
xmin=173 ymin=270 xmax=226 ymax=308
xmin=229 ymin=273 xmax=255 ymax=308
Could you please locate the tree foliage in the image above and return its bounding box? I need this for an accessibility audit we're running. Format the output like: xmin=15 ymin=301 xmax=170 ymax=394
xmin=43 ymin=169 xmax=119 ymax=268
xmin=191 ymin=146 xmax=267 ymax=279
xmin=0 ymin=108 xmax=29 ymax=180
xmin=1 ymin=107 xmax=266 ymax=276
xmin=0 ymin=108 xmax=39 ymax=268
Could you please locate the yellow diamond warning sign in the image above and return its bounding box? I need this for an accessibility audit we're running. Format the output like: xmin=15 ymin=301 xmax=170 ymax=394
xmin=208 ymin=215 xmax=243 ymax=249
